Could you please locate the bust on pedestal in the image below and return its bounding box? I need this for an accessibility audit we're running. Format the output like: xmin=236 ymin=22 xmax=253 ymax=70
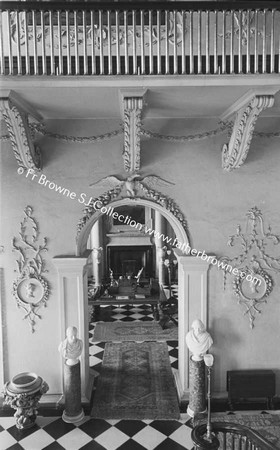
xmin=58 ymin=326 xmax=84 ymax=423
xmin=186 ymin=319 xmax=213 ymax=417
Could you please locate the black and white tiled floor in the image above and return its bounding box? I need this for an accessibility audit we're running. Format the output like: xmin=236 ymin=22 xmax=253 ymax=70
xmin=1 ymin=303 xmax=278 ymax=449
xmin=1 ymin=303 xmax=190 ymax=450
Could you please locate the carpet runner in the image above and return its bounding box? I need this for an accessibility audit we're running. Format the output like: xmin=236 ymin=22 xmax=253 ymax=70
xmin=91 ymin=341 xmax=180 ymax=420
xmin=92 ymin=321 xmax=178 ymax=342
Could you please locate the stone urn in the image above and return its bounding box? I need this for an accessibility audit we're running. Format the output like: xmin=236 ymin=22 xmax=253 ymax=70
xmin=3 ymin=372 xmax=49 ymax=430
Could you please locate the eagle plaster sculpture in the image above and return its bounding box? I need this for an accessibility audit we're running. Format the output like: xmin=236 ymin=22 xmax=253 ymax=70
xmin=90 ymin=173 xmax=174 ymax=197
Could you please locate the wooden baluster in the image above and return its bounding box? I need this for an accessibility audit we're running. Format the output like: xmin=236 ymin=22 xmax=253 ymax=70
xmin=23 ymin=11 xmax=29 ymax=75
xmin=214 ymin=10 xmax=218 ymax=74
xmin=222 ymin=431 xmax=226 ymax=449
xmin=140 ymin=10 xmax=145 ymax=74
xmin=7 ymin=10 xmax=12 ymax=75
xmin=32 ymin=11 xmax=38 ymax=75
xmin=254 ymin=9 xmax=259 ymax=74
xmin=173 ymin=10 xmax=177 ymax=74
xmin=99 ymin=10 xmax=103 ymax=75
xmin=49 ymin=10 xmax=54 ymax=75
xmin=15 ymin=10 xmax=22 ymax=75
xmin=165 ymin=10 xmax=169 ymax=74
xmin=246 ymin=9 xmax=250 ymax=74
xmin=149 ymin=10 xmax=153 ymax=75
xmin=132 ymin=10 xmax=136 ymax=75
xmin=230 ymin=9 xmax=234 ymax=73
xmin=115 ymin=10 xmax=120 ymax=75
xmin=0 ymin=11 xmax=4 ymax=74
xmin=222 ymin=9 xmax=226 ymax=74
xmin=90 ymin=10 xmax=95 ymax=75
xmin=124 ymin=10 xmax=128 ymax=75
xmin=205 ymin=10 xmax=210 ymax=74
xmin=262 ymin=9 xmax=267 ymax=73
xmin=189 ymin=10 xmax=193 ymax=74
xmin=238 ymin=10 xmax=242 ymax=73
xmin=271 ymin=9 xmax=275 ymax=73
xmin=107 ymin=10 xmax=111 ymax=75
xmin=83 ymin=10 xmax=88 ymax=75
xmin=74 ymin=10 xmax=79 ymax=75
xmin=66 ymin=10 xmax=71 ymax=75
xmin=197 ymin=10 xmax=201 ymax=74
xmin=41 ymin=11 xmax=46 ymax=75
xmin=157 ymin=10 xmax=161 ymax=75
xmin=278 ymin=10 xmax=280 ymax=74
xmin=57 ymin=10 xmax=62 ymax=75
xmin=181 ymin=10 xmax=186 ymax=74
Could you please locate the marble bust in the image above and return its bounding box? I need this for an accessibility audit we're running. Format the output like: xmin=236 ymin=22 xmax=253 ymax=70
xmin=58 ymin=326 xmax=83 ymax=366
xmin=186 ymin=319 xmax=213 ymax=361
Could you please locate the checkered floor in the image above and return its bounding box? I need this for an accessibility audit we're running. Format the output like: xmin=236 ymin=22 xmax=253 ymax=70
xmin=1 ymin=303 xmax=279 ymax=449
xmin=1 ymin=303 xmax=189 ymax=450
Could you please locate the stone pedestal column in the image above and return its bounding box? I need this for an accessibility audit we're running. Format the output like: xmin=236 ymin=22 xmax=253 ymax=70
xmin=187 ymin=357 xmax=206 ymax=417
xmin=174 ymin=256 xmax=211 ymax=400
xmin=53 ymin=254 xmax=90 ymax=401
xmin=62 ymin=362 xmax=84 ymax=423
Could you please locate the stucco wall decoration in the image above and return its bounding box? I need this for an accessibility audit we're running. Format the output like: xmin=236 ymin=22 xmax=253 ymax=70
xmin=220 ymin=207 xmax=280 ymax=329
xmin=12 ymin=206 xmax=50 ymax=332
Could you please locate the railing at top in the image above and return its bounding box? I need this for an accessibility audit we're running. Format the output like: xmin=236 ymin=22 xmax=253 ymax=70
xmin=0 ymin=1 xmax=279 ymax=76
xmin=191 ymin=421 xmax=277 ymax=450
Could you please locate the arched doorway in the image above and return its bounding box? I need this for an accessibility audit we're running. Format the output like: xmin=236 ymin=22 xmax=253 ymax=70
xmin=76 ymin=197 xmax=190 ymax=257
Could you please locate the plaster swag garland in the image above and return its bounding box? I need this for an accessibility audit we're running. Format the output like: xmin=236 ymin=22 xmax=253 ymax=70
xmin=1 ymin=122 xmax=279 ymax=145
xmin=28 ymin=121 xmax=231 ymax=144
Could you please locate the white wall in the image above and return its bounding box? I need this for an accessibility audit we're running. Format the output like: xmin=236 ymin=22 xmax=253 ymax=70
xmin=1 ymin=115 xmax=280 ymax=394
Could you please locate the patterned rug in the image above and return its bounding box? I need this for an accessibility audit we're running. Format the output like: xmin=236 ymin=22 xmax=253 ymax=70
xmin=91 ymin=341 xmax=180 ymax=420
xmin=92 ymin=321 xmax=178 ymax=342
xmin=206 ymin=413 xmax=280 ymax=448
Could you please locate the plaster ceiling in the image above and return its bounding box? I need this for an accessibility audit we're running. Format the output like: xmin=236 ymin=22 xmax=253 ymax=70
xmin=1 ymin=82 xmax=280 ymax=120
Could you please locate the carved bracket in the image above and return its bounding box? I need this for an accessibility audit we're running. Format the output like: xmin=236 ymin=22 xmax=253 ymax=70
xmin=0 ymin=91 xmax=42 ymax=170
xmin=12 ymin=206 xmax=50 ymax=332
xmin=120 ymin=89 xmax=146 ymax=173
xmin=221 ymin=92 xmax=275 ymax=172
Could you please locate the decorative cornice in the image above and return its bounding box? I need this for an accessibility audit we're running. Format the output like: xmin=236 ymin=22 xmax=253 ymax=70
xmin=120 ymin=89 xmax=146 ymax=173
xmin=0 ymin=94 xmax=41 ymax=170
xmin=221 ymin=93 xmax=275 ymax=172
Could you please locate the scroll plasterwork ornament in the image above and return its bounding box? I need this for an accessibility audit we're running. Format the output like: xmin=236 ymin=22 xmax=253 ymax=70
xmin=222 ymin=95 xmax=274 ymax=172
xmin=0 ymin=98 xmax=41 ymax=170
xmin=122 ymin=96 xmax=144 ymax=173
xmin=12 ymin=206 xmax=50 ymax=332
xmin=220 ymin=207 xmax=280 ymax=328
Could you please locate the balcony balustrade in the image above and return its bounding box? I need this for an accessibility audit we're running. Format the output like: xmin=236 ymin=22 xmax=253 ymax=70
xmin=0 ymin=1 xmax=279 ymax=76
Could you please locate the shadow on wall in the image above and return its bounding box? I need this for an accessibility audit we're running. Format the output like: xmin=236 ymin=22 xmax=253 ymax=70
xmin=211 ymin=317 xmax=242 ymax=393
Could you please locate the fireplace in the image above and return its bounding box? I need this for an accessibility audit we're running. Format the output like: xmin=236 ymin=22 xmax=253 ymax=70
xmin=107 ymin=246 xmax=153 ymax=278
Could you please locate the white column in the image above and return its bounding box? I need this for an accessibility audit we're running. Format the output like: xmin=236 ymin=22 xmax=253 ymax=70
xmin=90 ymin=220 xmax=102 ymax=286
xmin=175 ymin=256 xmax=211 ymax=400
xmin=53 ymin=253 xmax=90 ymax=401
xmin=154 ymin=211 xmax=165 ymax=285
